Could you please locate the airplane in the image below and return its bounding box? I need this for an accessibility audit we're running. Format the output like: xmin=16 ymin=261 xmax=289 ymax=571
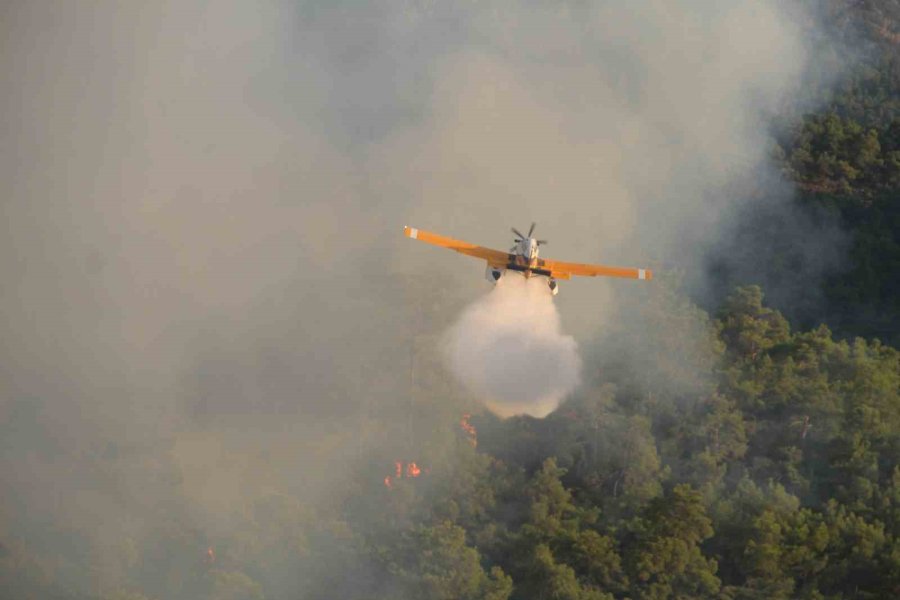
xmin=403 ymin=223 xmax=652 ymax=295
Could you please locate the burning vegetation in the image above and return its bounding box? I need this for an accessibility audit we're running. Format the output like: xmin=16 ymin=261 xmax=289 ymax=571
xmin=383 ymin=461 xmax=424 ymax=489
xmin=460 ymin=413 xmax=477 ymax=447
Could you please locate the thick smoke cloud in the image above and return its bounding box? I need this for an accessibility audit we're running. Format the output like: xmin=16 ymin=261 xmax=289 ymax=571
xmin=0 ymin=0 xmax=838 ymax=597
xmin=444 ymin=276 xmax=581 ymax=417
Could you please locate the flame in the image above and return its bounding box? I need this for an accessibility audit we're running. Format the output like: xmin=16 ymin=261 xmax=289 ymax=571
xmin=384 ymin=461 xmax=425 ymax=489
xmin=205 ymin=546 xmax=215 ymax=564
xmin=460 ymin=413 xmax=477 ymax=447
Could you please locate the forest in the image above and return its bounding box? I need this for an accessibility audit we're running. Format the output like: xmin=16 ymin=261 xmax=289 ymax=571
xmin=764 ymin=0 xmax=900 ymax=345
xmin=5 ymin=282 xmax=898 ymax=599
xmin=3 ymin=1 xmax=900 ymax=599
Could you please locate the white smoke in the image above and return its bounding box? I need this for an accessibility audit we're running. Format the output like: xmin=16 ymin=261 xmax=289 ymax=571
xmin=443 ymin=275 xmax=581 ymax=417
xmin=0 ymin=0 xmax=839 ymax=596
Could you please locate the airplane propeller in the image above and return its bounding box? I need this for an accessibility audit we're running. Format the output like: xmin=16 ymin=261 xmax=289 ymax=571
xmin=511 ymin=223 xmax=546 ymax=243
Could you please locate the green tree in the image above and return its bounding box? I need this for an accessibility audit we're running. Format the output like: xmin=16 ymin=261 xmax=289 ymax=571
xmin=625 ymin=484 xmax=720 ymax=600
xmin=388 ymin=521 xmax=512 ymax=600
xmin=208 ymin=570 xmax=264 ymax=600
xmin=523 ymin=544 xmax=611 ymax=600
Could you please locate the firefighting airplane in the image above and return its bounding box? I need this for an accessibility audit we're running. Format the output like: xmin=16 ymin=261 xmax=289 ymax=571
xmin=404 ymin=223 xmax=652 ymax=295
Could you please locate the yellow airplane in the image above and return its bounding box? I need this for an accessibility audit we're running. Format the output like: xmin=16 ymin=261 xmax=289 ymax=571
xmin=404 ymin=223 xmax=652 ymax=295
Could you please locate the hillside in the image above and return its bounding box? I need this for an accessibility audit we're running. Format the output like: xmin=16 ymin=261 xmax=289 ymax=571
xmin=723 ymin=0 xmax=900 ymax=345
xmin=4 ymin=285 xmax=898 ymax=599
xmin=3 ymin=2 xmax=900 ymax=599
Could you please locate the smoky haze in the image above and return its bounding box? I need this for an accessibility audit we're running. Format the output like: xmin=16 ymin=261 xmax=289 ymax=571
xmin=0 ymin=0 xmax=837 ymax=597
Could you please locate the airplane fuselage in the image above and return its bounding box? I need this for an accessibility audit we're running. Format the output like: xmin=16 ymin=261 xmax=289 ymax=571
xmin=507 ymin=258 xmax=552 ymax=278
xmin=517 ymin=237 xmax=540 ymax=261
xmin=509 ymin=238 xmax=546 ymax=277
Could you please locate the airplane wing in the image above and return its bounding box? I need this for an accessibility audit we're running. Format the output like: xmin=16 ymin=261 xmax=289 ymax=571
xmin=404 ymin=226 xmax=511 ymax=266
xmin=542 ymin=258 xmax=652 ymax=281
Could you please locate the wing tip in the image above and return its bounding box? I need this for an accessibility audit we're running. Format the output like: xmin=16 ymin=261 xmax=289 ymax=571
xmin=404 ymin=226 xmax=418 ymax=240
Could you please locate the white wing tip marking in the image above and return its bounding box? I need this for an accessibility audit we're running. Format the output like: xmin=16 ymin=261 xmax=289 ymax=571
xmin=409 ymin=227 xmax=418 ymax=239
xmin=638 ymin=269 xmax=646 ymax=280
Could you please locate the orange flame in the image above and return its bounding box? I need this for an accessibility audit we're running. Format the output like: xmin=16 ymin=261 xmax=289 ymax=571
xmin=460 ymin=413 xmax=477 ymax=447
xmin=205 ymin=546 xmax=215 ymax=564
xmin=384 ymin=461 xmax=426 ymax=489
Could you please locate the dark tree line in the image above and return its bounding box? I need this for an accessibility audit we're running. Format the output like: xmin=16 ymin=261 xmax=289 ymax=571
xmin=723 ymin=1 xmax=900 ymax=344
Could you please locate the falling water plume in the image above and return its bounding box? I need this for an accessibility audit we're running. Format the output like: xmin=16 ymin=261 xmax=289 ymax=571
xmin=443 ymin=276 xmax=581 ymax=418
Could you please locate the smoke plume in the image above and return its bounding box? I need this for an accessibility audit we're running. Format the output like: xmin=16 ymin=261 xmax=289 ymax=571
xmin=0 ymin=0 xmax=848 ymax=597
xmin=444 ymin=276 xmax=581 ymax=417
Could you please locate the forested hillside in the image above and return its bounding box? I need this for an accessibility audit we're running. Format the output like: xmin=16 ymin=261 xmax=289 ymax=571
xmin=4 ymin=285 xmax=897 ymax=599
xmin=3 ymin=2 xmax=900 ymax=599
xmin=756 ymin=0 xmax=900 ymax=343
